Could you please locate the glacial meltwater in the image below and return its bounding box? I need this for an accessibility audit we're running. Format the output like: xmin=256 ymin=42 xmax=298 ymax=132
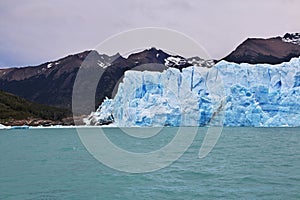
xmin=0 ymin=127 xmax=299 ymax=199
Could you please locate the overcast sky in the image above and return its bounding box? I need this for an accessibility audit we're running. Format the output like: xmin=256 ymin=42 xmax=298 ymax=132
xmin=0 ymin=0 xmax=299 ymax=68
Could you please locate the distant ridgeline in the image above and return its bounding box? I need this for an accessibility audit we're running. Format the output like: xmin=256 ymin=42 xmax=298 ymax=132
xmin=223 ymin=33 xmax=300 ymax=64
xmin=1 ymin=33 xmax=300 ymax=126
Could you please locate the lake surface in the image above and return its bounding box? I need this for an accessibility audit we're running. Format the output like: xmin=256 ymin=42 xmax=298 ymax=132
xmin=0 ymin=127 xmax=299 ymax=199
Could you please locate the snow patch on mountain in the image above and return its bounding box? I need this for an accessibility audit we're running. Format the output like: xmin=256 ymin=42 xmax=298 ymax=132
xmin=47 ymin=63 xmax=53 ymax=69
xmin=187 ymin=57 xmax=215 ymax=67
xmin=164 ymin=56 xmax=214 ymax=68
xmin=95 ymin=54 xmax=116 ymax=68
xmin=282 ymin=33 xmax=300 ymax=45
xmin=164 ymin=56 xmax=186 ymax=67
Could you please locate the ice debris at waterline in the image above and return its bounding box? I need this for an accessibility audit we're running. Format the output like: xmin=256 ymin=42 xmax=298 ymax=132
xmin=85 ymin=57 xmax=300 ymax=127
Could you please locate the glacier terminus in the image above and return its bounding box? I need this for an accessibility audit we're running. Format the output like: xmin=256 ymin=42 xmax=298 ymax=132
xmin=86 ymin=57 xmax=300 ymax=127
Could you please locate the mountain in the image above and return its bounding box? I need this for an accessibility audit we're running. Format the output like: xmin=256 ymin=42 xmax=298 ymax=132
xmin=282 ymin=33 xmax=300 ymax=45
xmin=0 ymin=90 xmax=71 ymax=126
xmin=0 ymin=48 xmax=212 ymax=112
xmin=223 ymin=33 xmax=300 ymax=64
xmin=2 ymin=32 xmax=299 ymax=118
xmin=0 ymin=50 xmax=121 ymax=110
xmin=0 ymin=50 xmax=92 ymax=109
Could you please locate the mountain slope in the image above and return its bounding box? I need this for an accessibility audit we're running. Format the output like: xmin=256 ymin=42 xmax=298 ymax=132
xmin=0 ymin=50 xmax=121 ymax=109
xmin=0 ymin=90 xmax=70 ymax=125
xmin=223 ymin=33 xmax=300 ymax=64
xmin=0 ymin=51 xmax=91 ymax=108
xmin=0 ymin=48 xmax=206 ymax=111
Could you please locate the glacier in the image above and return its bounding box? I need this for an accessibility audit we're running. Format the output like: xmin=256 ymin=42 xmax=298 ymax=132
xmin=86 ymin=57 xmax=300 ymax=127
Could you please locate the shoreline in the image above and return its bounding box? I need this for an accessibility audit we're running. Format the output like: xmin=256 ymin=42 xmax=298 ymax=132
xmin=1 ymin=124 xmax=299 ymax=130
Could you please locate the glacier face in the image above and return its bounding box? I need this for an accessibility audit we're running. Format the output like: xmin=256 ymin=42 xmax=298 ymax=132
xmin=87 ymin=57 xmax=300 ymax=127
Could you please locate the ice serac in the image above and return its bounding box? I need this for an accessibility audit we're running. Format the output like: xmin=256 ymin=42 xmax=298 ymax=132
xmin=87 ymin=57 xmax=300 ymax=127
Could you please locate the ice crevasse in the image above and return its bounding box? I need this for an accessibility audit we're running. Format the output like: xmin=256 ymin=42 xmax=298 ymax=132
xmin=86 ymin=57 xmax=300 ymax=127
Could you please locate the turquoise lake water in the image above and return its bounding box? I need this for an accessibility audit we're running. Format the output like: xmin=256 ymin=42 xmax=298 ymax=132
xmin=0 ymin=127 xmax=299 ymax=199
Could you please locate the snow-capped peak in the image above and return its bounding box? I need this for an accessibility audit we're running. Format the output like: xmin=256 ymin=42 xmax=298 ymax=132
xmin=164 ymin=56 xmax=215 ymax=68
xmin=164 ymin=56 xmax=186 ymax=67
xmin=186 ymin=56 xmax=215 ymax=67
xmin=282 ymin=33 xmax=300 ymax=45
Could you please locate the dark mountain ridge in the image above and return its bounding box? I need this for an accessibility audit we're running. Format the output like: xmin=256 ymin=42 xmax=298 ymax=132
xmin=0 ymin=51 xmax=92 ymax=108
xmin=223 ymin=33 xmax=300 ymax=64
xmin=0 ymin=48 xmax=197 ymax=111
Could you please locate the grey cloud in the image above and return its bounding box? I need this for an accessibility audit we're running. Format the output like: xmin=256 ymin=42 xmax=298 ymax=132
xmin=0 ymin=0 xmax=299 ymax=68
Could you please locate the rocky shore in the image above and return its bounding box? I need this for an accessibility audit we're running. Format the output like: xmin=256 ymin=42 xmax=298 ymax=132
xmin=0 ymin=116 xmax=86 ymax=127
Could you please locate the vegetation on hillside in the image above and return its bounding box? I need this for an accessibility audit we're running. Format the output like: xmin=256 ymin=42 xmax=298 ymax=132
xmin=0 ymin=90 xmax=71 ymax=122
